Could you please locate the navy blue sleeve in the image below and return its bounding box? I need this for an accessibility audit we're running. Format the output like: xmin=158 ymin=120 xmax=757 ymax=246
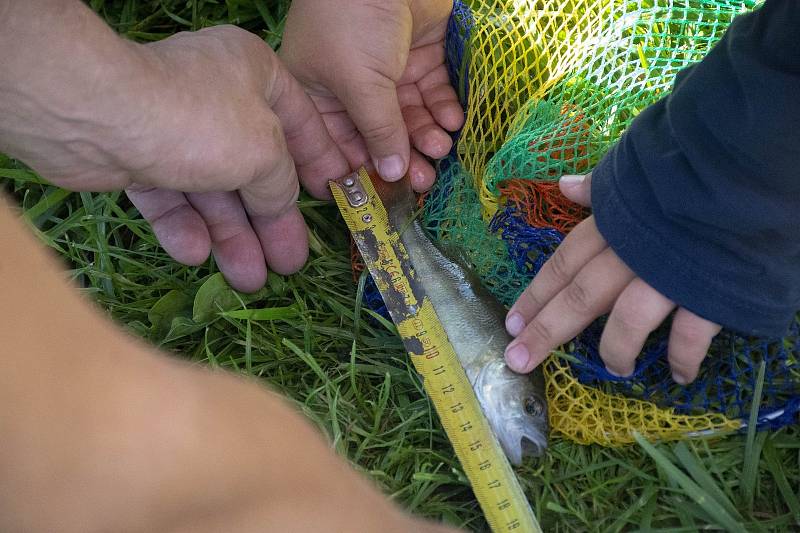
xmin=591 ymin=0 xmax=800 ymax=338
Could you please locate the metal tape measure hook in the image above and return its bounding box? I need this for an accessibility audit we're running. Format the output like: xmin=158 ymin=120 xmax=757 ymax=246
xmin=334 ymin=171 xmax=369 ymax=207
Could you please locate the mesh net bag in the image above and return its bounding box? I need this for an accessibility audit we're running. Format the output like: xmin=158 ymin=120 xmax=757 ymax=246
xmin=355 ymin=0 xmax=800 ymax=445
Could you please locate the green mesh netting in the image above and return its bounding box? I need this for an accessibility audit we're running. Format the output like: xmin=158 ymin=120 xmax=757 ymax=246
xmin=361 ymin=0 xmax=799 ymax=444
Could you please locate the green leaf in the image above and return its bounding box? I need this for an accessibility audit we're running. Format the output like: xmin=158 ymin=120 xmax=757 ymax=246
xmin=282 ymin=338 xmax=329 ymax=384
xmin=192 ymin=272 xmax=274 ymax=324
xmin=0 ymin=168 xmax=46 ymax=184
xmin=253 ymin=0 xmax=278 ymax=30
xmin=266 ymin=273 xmax=288 ymax=296
xmin=164 ymin=316 xmax=206 ymax=343
xmin=148 ymin=289 xmax=192 ymax=338
xmin=192 ymin=273 xmax=261 ymax=323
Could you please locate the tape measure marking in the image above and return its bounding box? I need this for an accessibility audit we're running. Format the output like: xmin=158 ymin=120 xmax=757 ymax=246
xmin=331 ymin=168 xmax=542 ymax=533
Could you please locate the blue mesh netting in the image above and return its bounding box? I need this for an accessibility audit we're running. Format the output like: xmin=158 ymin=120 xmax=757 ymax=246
xmin=353 ymin=0 xmax=800 ymax=432
xmin=445 ymin=0 xmax=473 ymax=110
xmin=362 ymin=272 xmax=390 ymax=321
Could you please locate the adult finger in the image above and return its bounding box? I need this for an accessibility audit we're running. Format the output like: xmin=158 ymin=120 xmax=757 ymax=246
xmin=319 ymin=106 xmax=370 ymax=170
xmin=668 ymin=308 xmax=722 ymax=384
xmin=250 ymin=205 xmax=309 ymax=276
xmin=408 ymin=149 xmax=437 ymax=192
xmin=505 ymin=248 xmax=636 ymax=373
xmin=339 ymin=72 xmax=410 ymax=182
xmin=398 ymin=42 xmax=463 ymax=132
xmin=505 ymin=216 xmax=607 ymax=336
xmin=559 ymin=173 xmax=593 ymax=207
xmin=186 ymin=192 xmax=268 ymax=293
xmin=397 ymin=42 xmax=447 ymax=85
xmin=267 ymin=59 xmax=350 ymax=199
xmin=233 ymin=105 xmax=308 ymax=266
xmin=203 ymin=101 xmax=310 ymax=282
xmin=599 ymin=278 xmax=676 ymax=377
xmin=125 ymin=185 xmax=210 ymax=266
xmin=417 ymin=64 xmax=465 ymax=133
xmin=402 ymin=104 xmax=452 ymax=160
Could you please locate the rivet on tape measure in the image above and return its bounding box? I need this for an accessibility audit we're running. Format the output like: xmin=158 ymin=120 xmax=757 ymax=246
xmin=331 ymin=167 xmax=542 ymax=533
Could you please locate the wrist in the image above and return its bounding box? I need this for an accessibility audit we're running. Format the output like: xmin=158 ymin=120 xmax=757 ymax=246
xmin=0 ymin=1 xmax=158 ymax=190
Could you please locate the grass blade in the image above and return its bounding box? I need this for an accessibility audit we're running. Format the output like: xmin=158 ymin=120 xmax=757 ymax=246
xmin=0 ymin=168 xmax=46 ymax=184
xmin=23 ymin=187 xmax=72 ymax=223
xmin=222 ymin=305 xmax=298 ymax=321
xmin=635 ymin=433 xmax=745 ymax=532
xmin=762 ymin=437 xmax=800 ymax=524
xmin=282 ymin=338 xmax=330 ymax=385
xmin=673 ymin=442 xmax=743 ymax=521
xmin=742 ymin=360 xmax=767 ymax=509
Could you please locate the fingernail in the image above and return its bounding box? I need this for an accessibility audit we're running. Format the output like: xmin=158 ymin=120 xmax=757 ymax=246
xmin=376 ymin=155 xmax=405 ymax=181
xmin=672 ymin=372 xmax=688 ymax=385
xmin=505 ymin=312 xmax=526 ymax=337
xmin=605 ymin=366 xmax=632 ymax=378
xmin=560 ymin=174 xmax=585 ymax=185
xmin=505 ymin=343 xmax=531 ymax=372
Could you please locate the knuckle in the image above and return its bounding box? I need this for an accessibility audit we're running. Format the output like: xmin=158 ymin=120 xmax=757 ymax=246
xmin=125 ymin=184 xmax=158 ymax=195
xmin=525 ymin=318 xmax=554 ymax=345
xmin=240 ymin=114 xmax=288 ymax=173
xmin=562 ymin=279 xmax=593 ymax=314
xmin=242 ymin=160 xmax=299 ymax=218
xmin=611 ymin=304 xmax=652 ymax=333
xmin=671 ymin=318 xmax=710 ymax=347
xmin=546 ymin=248 xmax=573 ymax=285
xmin=261 ymin=118 xmax=289 ymax=152
xmin=358 ymin=120 xmax=401 ymax=145
xmin=520 ymin=283 xmax=545 ymax=310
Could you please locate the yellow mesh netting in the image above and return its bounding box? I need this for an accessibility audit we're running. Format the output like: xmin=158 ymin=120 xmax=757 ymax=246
xmin=544 ymin=357 xmax=741 ymax=446
xmin=420 ymin=0 xmax=765 ymax=445
xmin=458 ymin=0 xmax=605 ymax=214
xmin=455 ymin=0 xmax=756 ymax=217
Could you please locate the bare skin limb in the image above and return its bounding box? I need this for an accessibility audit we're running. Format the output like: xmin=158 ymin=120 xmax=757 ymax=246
xmin=0 ymin=196 xmax=458 ymax=532
xmin=0 ymin=1 xmax=461 ymax=530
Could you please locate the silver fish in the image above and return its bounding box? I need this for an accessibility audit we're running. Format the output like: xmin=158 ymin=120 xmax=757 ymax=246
xmin=380 ymin=176 xmax=549 ymax=466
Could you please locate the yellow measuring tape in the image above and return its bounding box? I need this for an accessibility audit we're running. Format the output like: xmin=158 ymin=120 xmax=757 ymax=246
xmin=331 ymin=167 xmax=541 ymax=533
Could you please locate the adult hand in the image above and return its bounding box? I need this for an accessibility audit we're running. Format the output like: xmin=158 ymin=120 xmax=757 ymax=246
xmin=1 ymin=6 xmax=350 ymax=292
xmin=503 ymin=173 xmax=722 ymax=384
xmin=123 ymin=26 xmax=352 ymax=292
xmin=280 ymin=0 xmax=465 ymax=192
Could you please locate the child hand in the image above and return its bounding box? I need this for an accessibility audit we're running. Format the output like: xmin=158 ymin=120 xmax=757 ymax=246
xmin=504 ymin=173 xmax=722 ymax=385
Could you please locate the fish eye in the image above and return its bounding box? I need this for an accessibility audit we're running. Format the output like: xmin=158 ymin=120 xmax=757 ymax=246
xmin=524 ymin=396 xmax=544 ymax=417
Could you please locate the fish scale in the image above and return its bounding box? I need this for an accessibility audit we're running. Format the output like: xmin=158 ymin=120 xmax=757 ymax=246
xmin=331 ymin=167 xmax=542 ymax=533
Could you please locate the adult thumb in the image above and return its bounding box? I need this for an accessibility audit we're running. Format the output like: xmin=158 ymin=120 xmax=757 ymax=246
xmin=341 ymin=76 xmax=410 ymax=181
xmin=559 ymin=173 xmax=593 ymax=207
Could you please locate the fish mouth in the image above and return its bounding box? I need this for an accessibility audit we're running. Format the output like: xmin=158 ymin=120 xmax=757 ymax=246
xmin=503 ymin=428 xmax=548 ymax=466
xmin=521 ymin=434 xmax=546 ymax=458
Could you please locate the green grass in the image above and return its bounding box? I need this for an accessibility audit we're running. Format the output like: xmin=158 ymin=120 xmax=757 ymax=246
xmin=3 ymin=1 xmax=800 ymax=530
